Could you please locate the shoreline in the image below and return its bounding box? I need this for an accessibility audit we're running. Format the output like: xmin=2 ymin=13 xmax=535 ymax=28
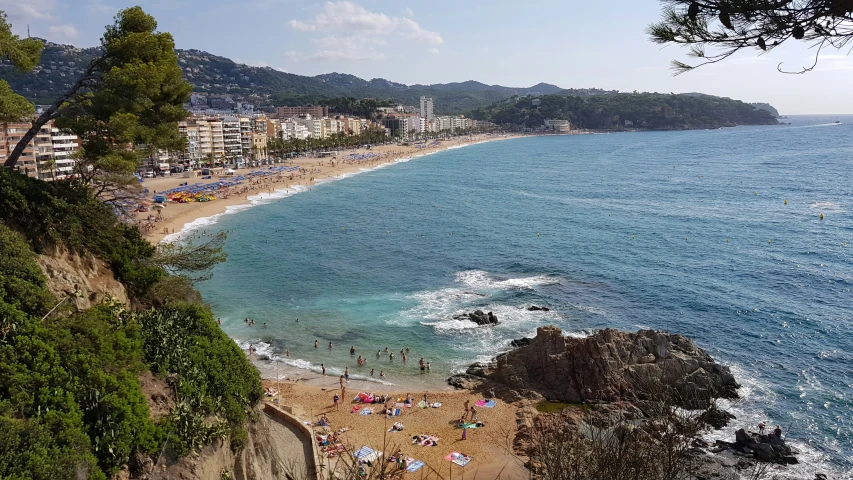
xmin=139 ymin=133 xmax=527 ymax=244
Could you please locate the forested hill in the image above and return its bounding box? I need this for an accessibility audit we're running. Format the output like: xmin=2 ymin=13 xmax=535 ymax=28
xmin=470 ymin=93 xmax=779 ymax=130
xmin=1 ymin=41 xmax=561 ymax=114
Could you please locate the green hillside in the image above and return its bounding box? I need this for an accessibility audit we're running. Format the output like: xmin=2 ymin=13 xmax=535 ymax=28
xmin=471 ymin=92 xmax=779 ymax=130
xmin=2 ymin=42 xmax=563 ymax=114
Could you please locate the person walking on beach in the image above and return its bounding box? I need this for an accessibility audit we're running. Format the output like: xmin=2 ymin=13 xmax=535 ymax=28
xmin=470 ymin=406 xmax=478 ymax=421
xmin=333 ymin=393 xmax=340 ymax=410
xmin=339 ymin=375 xmax=345 ymax=389
xmin=321 ymin=363 xmax=326 ymax=376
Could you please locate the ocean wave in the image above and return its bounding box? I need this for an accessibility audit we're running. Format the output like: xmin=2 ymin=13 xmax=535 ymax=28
xmin=454 ymin=269 xmax=561 ymax=290
xmin=809 ymin=201 xmax=844 ymax=212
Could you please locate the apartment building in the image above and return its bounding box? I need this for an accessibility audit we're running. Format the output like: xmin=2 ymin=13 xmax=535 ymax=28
xmin=274 ymin=105 xmax=329 ymax=118
xmin=50 ymin=127 xmax=79 ymax=178
xmin=0 ymin=122 xmax=38 ymax=178
xmin=34 ymin=123 xmax=55 ymax=180
xmin=239 ymin=117 xmax=252 ymax=161
xmin=222 ymin=116 xmax=242 ymax=165
xmin=420 ymin=96 xmax=434 ymax=123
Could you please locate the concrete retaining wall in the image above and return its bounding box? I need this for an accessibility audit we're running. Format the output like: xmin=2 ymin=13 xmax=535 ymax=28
xmin=264 ymin=402 xmax=326 ymax=480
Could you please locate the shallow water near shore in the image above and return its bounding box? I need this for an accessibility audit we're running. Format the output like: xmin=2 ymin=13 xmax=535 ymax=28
xmin=196 ymin=117 xmax=852 ymax=476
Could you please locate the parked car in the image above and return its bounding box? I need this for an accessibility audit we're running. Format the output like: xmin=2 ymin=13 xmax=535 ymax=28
xmin=143 ymin=171 xmax=155 ymax=178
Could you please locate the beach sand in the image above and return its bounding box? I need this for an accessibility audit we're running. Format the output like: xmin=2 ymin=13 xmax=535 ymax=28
xmin=264 ymin=380 xmax=529 ymax=479
xmin=139 ymin=134 xmax=524 ymax=243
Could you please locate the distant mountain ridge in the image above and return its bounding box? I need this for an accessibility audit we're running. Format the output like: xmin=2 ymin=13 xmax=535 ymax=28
xmin=1 ymin=40 xmax=777 ymax=116
xmin=2 ymin=41 xmax=564 ymax=114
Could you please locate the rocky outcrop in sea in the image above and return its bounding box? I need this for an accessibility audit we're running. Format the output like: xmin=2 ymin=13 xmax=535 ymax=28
xmin=449 ymin=326 xmax=740 ymax=408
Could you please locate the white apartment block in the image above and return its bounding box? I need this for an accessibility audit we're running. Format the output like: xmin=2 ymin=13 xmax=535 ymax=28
xmin=222 ymin=116 xmax=242 ymax=164
xmin=51 ymin=128 xmax=79 ymax=178
xmin=420 ymin=96 xmax=434 ymax=122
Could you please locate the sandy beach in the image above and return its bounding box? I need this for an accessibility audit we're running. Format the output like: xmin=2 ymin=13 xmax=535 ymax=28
xmin=139 ymin=133 xmax=524 ymax=243
xmin=264 ymin=379 xmax=529 ymax=479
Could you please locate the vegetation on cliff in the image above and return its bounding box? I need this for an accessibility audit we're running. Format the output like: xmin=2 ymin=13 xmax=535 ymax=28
xmin=470 ymin=92 xmax=778 ymax=130
xmin=0 ymin=167 xmax=262 ymax=480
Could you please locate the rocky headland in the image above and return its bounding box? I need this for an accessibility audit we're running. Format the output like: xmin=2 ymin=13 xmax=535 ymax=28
xmin=448 ymin=326 xmax=814 ymax=478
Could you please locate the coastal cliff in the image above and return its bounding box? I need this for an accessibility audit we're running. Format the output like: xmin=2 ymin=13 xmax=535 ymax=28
xmin=450 ymin=326 xmax=740 ymax=408
xmin=38 ymin=246 xmax=129 ymax=310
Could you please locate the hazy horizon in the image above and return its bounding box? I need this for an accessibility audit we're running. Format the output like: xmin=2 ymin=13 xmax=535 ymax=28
xmin=3 ymin=0 xmax=853 ymax=115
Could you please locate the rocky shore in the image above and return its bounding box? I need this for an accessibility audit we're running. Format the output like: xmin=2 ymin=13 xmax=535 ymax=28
xmin=447 ymin=326 xmax=820 ymax=479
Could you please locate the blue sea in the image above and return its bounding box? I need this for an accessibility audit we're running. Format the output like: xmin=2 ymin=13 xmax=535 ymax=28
xmin=191 ymin=116 xmax=852 ymax=475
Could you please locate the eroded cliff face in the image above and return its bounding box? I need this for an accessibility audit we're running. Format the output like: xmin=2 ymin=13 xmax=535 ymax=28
xmin=451 ymin=326 xmax=739 ymax=407
xmin=38 ymin=246 xmax=128 ymax=310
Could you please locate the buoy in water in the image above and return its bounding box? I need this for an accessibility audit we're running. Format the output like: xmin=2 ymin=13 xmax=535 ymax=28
xmin=754 ymin=191 xmax=758 ymax=195
xmin=820 ymin=213 xmax=824 ymax=220
xmin=784 ymin=199 xmax=788 ymax=205
xmin=631 ymin=235 xmax=635 ymax=239
xmin=537 ymin=232 xmax=540 ymax=236
xmin=386 ymin=230 xmax=390 ymax=234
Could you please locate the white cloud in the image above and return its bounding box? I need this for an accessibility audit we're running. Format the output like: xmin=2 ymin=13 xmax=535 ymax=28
xmin=0 ymin=0 xmax=57 ymax=24
xmin=428 ymin=48 xmax=440 ymax=55
xmin=287 ymin=35 xmax=387 ymax=62
xmin=87 ymin=0 xmax=115 ymax=15
xmin=403 ymin=7 xmax=414 ymax=18
xmin=287 ymin=1 xmax=443 ymax=62
xmin=400 ymin=17 xmax=443 ymax=45
xmin=47 ymin=24 xmax=79 ymax=41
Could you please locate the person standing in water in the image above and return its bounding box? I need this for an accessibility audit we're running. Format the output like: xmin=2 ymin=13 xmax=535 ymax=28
xmin=345 ymin=367 xmax=350 ymax=381
xmin=370 ymin=369 xmax=375 ymax=376
xmin=314 ymin=340 xmax=318 ymax=348
xmin=376 ymin=350 xmax=381 ymax=358
xmin=321 ymin=364 xmax=326 ymax=376
xmin=329 ymin=341 xmax=333 ymax=350
xmin=350 ymin=346 xmax=356 ymax=355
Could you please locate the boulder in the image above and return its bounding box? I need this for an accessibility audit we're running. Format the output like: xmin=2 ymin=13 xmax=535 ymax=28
xmin=453 ymin=310 xmax=498 ymax=326
xmin=510 ymin=337 xmax=532 ymax=348
xmin=697 ymin=404 xmax=736 ymax=429
xmin=460 ymin=310 xmax=498 ymax=325
xmin=452 ymin=326 xmax=740 ymax=408
xmin=527 ymin=305 xmax=550 ymax=311
xmin=735 ymin=429 xmax=752 ymax=447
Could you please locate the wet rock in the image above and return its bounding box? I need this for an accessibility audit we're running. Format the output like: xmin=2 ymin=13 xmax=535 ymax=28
xmin=527 ymin=305 xmax=550 ymax=311
xmin=697 ymin=404 xmax=736 ymax=429
xmin=510 ymin=337 xmax=532 ymax=348
xmin=454 ymin=310 xmax=499 ymax=326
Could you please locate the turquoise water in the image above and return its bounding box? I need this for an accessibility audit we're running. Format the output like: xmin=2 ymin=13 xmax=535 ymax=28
xmin=193 ymin=117 xmax=852 ymax=474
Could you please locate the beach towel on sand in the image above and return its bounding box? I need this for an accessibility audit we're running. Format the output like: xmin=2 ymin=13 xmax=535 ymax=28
xmin=351 ymin=405 xmax=362 ymax=413
xmin=407 ymin=460 xmax=425 ymax=472
xmin=456 ymin=422 xmax=483 ymax=429
xmin=417 ymin=400 xmax=429 ymax=408
xmin=393 ymin=408 xmax=401 ymax=416
xmin=431 ymin=402 xmax=442 ymax=408
xmin=353 ymin=446 xmax=375 ymax=460
xmin=475 ymin=399 xmax=497 ymax=408
xmin=445 ymin=452 xmax=471 ymax=467
xmin=359 ymin=408 xmax=374 ymax=415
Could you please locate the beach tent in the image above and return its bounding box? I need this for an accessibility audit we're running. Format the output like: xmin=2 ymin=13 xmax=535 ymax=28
xmin=353 ymin=446 xmax=382 ymax=463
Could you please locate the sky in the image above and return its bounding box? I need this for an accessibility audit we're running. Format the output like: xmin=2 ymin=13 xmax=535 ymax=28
xmin=2 ymin=0 xmax=852 ymax=114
